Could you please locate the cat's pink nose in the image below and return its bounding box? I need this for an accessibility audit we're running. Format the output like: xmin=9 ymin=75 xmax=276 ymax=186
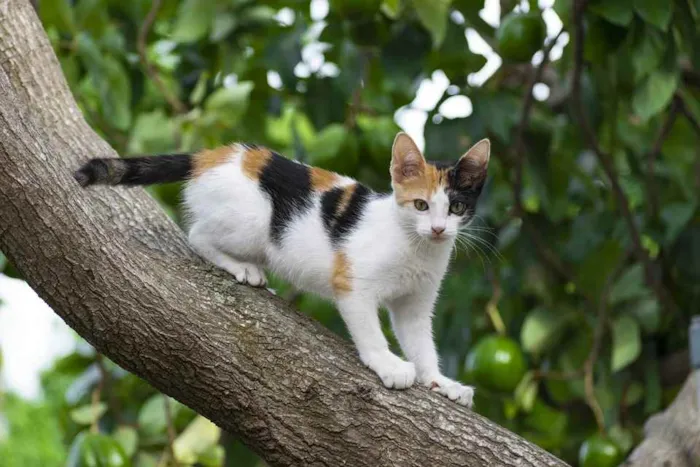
xmin=431 ymin=226 xmax=445 ymax=235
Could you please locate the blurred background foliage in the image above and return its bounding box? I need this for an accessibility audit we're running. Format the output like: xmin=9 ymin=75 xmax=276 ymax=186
xmin=1 ymin=0 xmax=699 ymax=465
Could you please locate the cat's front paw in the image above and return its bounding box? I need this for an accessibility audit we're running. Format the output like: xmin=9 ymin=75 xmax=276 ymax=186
xmin=426 ymin=375 xmax=474 ymax=408
xmin=362 ymin=351 xmax=416 ymax=389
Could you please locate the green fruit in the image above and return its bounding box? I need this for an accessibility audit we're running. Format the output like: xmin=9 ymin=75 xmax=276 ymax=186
xmin=464 ymin=335 xmax=527 ymax=392
xmin=496 ymin=12 xmax=546 ymax=62
xmin=579 ymin=434 xmax=623 ymax=467
xmin=71 ymin=432 xmax=131 ymax=467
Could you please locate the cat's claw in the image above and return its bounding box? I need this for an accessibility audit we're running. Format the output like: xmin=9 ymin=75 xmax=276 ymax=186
xmin=363 ymin=351 xmax=416 ymax=389
xmin=427 ymin=375 xmax=474 ymax=408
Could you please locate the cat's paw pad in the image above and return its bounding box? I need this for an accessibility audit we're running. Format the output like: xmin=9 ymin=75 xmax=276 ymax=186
xmin=428 ymin=376 xmax=474 ymax=408
xmin=363 ymin=352 xmax=416 ymax=389
xmin=229 ymin=263 xmax=267 ymax=287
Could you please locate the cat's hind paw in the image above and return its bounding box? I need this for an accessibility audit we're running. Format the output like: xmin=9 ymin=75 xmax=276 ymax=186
xmin=428 ymin=375 xmax=474 ymax=408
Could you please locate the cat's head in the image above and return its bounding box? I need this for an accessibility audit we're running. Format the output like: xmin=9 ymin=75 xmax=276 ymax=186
xmin=390 ymin=132 xmax=490 ymax=243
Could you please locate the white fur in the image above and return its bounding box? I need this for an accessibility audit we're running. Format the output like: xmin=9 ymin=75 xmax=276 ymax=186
xmin=183 ymin=145 xmax=474 ymax=407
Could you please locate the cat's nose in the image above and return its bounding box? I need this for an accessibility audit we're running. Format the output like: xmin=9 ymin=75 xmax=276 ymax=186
xmin=431 ymin=226 xmax=445 ymax=235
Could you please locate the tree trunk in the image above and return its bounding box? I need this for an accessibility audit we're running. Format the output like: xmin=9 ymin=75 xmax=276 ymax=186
xmin=0 ymin=1 xmax=570 ymax=465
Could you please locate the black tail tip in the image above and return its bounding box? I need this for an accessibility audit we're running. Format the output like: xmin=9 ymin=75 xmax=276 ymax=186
xmin=74 ymin=162 xmax=96 ymax=187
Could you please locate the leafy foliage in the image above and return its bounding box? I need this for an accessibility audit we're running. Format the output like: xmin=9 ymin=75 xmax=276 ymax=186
xmin=1 ymin=0 xmax=699 ymax=465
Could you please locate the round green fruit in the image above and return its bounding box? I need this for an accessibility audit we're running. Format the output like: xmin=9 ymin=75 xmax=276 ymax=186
xmin=578 ymin=434 xmax=623 ymax=467
xmin=464 ymin=335 xmax=527 ymax=392
xmin=496 ymin=12 xmax=546 ymax=62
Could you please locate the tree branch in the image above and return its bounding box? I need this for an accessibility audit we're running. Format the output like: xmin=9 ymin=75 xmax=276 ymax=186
xmin=571 ymin=0 xmax=674 ymax=315
xmin=137 ymin=0 xmax=187 ymax=114
xmin=0 ymin=2 xmax=567 ymax=466
xmin=646 ymin=98 xmax=680 ymax=219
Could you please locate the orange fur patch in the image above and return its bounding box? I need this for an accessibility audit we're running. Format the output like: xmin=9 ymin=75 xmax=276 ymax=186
xmin=332 ymin=252 xmax=352 ymax=295
xmin=393 ymin=164 xmax=449 ymax=205
xmin=192 ymin=146 xmax=234 ymax=177
xmin=310 ymin=167 xmax=338 ymax=191
xmin=336 ymin=184 xmax=356 ymax=217
xmin=241 ymin=147 xmax=272 ymax=181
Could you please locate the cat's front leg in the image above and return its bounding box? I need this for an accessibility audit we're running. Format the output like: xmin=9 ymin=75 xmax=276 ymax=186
xmin=336 ymin=294 xmax=415 ymax=389
xmin=387 ymin=293 xmax=474 ymax=408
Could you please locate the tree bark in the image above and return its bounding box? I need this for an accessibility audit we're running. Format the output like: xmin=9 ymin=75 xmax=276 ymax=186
xmin=623 ymin=371 xmax=700 ymax=467
xmin=0 ymin=1 xmax=570 ymax=466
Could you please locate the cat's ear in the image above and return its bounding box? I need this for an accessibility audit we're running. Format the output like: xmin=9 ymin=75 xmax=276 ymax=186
xmin=391 ymin=132 xmax=425 ymax=183
xmin=455 ymin=138 xmax=490 ymax=187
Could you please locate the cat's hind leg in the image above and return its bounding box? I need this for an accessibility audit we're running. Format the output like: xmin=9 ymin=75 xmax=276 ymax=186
xmin=188 ymin=225 xmax=266 ymax=287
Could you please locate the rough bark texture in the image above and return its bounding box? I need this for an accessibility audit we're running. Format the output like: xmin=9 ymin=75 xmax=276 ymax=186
xmin=623 ymin=371 xmax=700 ymax=467
xmin=0 ymin=1 xmax=568 ymax=466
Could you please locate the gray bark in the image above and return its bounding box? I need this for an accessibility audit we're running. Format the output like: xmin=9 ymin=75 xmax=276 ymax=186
xmin=624 ymin=371 xmax=700 ymax=467
xmin=0 ymin=1 xmax=571 ymax=465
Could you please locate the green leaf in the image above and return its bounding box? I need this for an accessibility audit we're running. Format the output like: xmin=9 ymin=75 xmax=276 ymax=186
xmin=611 ymin=316 xmax=641 ymax=372
xmin=173 ymin=416 xmax=221 ymax=465
xmin=138 ymin=395 xmax=180 ymax=436
xmin=632 ymin=70 xmax=678 ymax=121
xmin=514 ymin=371 xmax=538 ymax=412
xmin=39 ymin=0 xmax=76 ymax=32
xmin=631 ymin=27 xmax=665 ymax=82
xmin=101 ymin=57 xmax=132 ymax=130
xmin=576 ymin=239 xmax=623 ymax=298
xmin=205 ymin=81 xmax=255 ymax=128
xmin=113 ymin=426 xmax=138 ymax=457
xmin=381 ymin=0 xmax=402 ymax=18
xmin=628 ymin=298 xmax=660 ymax=334
xmin=609 ymin=264 xmax=647 ymax=305
xmin=171 ymin=0 xmax=215 ymax=42
xmin=520 ymin=308 xmax=572 ymax=357
xmin=70 ymin=403 xmax=107 ymax=425
xmin=634 ymin=0 xmax=673 ymax=30
xmin=210 ymin=13 xmax=237 ymax=42
xmin=660 ymin=202 xmax=696 ymax=245
xmin=308 ymin=124 xmax=359 ymax=173
xmin=412 ymin=0 xmax=452 ymax=47
xmin=588 ymin=0 xmax=634 ymax=26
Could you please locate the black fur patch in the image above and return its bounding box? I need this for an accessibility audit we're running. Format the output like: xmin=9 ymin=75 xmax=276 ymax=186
xmin=320 ymin=184 xmax=372 ymax=245
xmin=75 ymin=154 xmax=192 ymax=187
xmin=259 ymin=152 xmax=313 ymax=243
xmin=429 ymin=160 xmax=486 ymax=223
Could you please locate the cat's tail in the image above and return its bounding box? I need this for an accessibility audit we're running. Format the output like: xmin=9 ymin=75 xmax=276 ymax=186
xmin=74 ymin=154 xmax=193 ymax=187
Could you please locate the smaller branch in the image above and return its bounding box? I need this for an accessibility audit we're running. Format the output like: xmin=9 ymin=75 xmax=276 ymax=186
xmin=571 ymin=0 xmax=675 ymax=316
xmin=678 ymin=97 xmax=700 ymax=138
xmin=583 ymin=284 xmax=611 ymax=433
xmin=485 ymin=269 xmax=506 ymax=335
xmin=647 ymin=97 xmax=680 ymax=218
xmin=533 ymin=369 xmax=584 ymax=381
xmin=137 ymin=0 xmax=187 ymax=114
xmin=513 ymin=29 xmax=564 ymax=207
xmin=95 ymin=353 xmax=122 ymax=423
xmin=162 ymin=396 xmax=180 ymax=467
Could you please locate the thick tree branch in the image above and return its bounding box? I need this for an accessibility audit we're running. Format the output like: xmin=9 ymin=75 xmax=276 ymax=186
xmin=0 ymin=2 xmax=566 ymax=466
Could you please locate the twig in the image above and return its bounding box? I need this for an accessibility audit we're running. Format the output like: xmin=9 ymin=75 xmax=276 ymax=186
xmin=95 ymin=353 xmax=122 ymax=423
xmin=137 ymin=0 xmax=187 ymax=114
xmin=647 ymin=98 xmax=680 ymax=218
xmin=678 ymin=97 xmax=700 ymax=138
xmin=583 ymin=284 xmax=611 ymax=432
xmin=485 ymin=269 xmax=506 ymax=335
xmin=163 ymin=396 xmax=180 ymax=466
xmin=513 ymin=29 xmax=564 ymax=207
xmin=571 ymin=0 xmax=674 ymax=315
xmin=532 ymin=369 xmax=584 ymax=381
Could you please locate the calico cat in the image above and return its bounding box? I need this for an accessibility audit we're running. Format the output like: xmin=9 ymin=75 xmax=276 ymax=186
xmin=75 ymin=132 xmax=490 ymax=407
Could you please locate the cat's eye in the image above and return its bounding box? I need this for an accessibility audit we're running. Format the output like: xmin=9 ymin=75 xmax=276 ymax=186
xmin=414 ymin=199 xmax=429 ymax=211
xmin=450 ymin=201 xmax=466 ymax=215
